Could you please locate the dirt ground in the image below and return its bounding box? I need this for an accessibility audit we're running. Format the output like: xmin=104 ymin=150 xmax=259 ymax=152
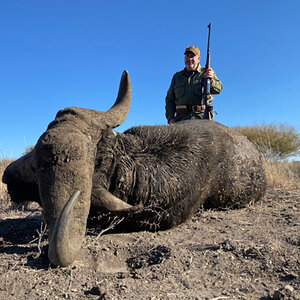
xmin=0 ymin=187 xmax=299 ymax=300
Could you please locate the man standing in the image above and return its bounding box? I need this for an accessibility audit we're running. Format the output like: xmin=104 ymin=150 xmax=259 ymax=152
xmin=165 ymin=46 xmax=222 ymax=124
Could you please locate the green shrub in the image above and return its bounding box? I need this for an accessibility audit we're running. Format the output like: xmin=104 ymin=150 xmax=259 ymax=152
xmin=235 ymin=123 xmax=300 ymax=161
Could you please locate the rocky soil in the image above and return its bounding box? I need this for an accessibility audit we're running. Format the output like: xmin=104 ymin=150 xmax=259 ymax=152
xmin=0 ymin=188 xmax=299 ymax=300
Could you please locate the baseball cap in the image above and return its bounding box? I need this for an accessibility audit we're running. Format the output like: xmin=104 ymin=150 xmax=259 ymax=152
xmin=184 ymin=46 xmax=200 ymax=56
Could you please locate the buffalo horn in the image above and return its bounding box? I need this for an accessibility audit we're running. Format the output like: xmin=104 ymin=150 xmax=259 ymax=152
xmin=48 ymin=191 xmax=81 ymax=267
xmin=105 ymin=70 xmax=131 ymax=128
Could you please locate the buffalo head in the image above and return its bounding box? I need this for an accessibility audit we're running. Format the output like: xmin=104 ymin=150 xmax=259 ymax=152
xmin=3 ymin=71 xmax=131 ymax=266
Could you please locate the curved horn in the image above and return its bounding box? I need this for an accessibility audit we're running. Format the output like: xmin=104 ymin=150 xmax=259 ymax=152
xmin=48 ymin=191 xmax=81 ymax=267
xmin=93 ymin=187 xmax=133 ymax=211
xmin=105 ymin=70 xmax=131 ymax=128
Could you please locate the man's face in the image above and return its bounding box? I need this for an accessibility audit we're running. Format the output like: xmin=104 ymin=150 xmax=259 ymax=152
xmin=184 ymin=52 xmax=200 ymax=71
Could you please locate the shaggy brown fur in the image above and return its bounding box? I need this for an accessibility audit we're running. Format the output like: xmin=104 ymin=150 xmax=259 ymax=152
xmin=91 ymin=120 xmax=266 ymax=230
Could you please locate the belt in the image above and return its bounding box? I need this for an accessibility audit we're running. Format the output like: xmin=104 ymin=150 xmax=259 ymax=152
xmin=176 ymin=105 xmax=204 ymax=115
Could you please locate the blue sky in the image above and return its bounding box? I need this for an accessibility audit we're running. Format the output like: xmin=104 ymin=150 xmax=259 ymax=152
xmin=1 ymin=0 xmax=299 ymax=158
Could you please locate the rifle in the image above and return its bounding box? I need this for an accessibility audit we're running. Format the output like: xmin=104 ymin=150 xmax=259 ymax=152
xmin=202 ymin=23 xmax=213 ymax=120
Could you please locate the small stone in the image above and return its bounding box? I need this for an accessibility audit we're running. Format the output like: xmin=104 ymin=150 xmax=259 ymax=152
xmin=220 ymin=240 xmax=235 ymax=252
xmin=272 ymin=290 xmax=282 ymax=300
xmin=89 ymin=286 xmax=102 ymax=296
xmin=117 ymin=272 xmax=126 ymax=279
xmin=284 ymin=284 xmax=294 ymax=292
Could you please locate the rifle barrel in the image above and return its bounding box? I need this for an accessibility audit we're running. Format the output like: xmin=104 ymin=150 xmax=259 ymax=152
xmin=206 ymin=23 xmax=211 ymax=69
xmin=207 ymin=23 xmax=211 ymax=53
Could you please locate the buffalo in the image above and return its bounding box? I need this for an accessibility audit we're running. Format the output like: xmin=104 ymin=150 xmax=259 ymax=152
xmin=2 ymin=71 xmax=266 ymax=267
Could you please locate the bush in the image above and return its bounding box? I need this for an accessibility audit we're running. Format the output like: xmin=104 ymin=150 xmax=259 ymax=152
xmin=235 ymin=123 xmax=300 ymax=161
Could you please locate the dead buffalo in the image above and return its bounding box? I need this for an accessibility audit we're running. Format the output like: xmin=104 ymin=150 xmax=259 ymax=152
xmin=2 ymin=71 xmax=266 ymax=267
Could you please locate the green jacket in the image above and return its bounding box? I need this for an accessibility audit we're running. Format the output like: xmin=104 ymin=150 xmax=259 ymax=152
xmin=165 ymin=64 xmax=223 ymax=122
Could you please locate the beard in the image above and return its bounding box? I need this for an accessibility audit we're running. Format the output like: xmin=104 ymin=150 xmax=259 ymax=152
xmin=185 ymin=62 xmax=197 ymax=71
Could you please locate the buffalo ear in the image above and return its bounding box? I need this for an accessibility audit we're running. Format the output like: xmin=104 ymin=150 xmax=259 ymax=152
xmin=105 ymin=71 xmax=131 ymax=128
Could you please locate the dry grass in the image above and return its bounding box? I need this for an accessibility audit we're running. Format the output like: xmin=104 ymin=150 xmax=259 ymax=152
xmin=0 ymin=158 xmax=14 ymax=211
xmin=263 ymin=160 xmax=300 ymax=189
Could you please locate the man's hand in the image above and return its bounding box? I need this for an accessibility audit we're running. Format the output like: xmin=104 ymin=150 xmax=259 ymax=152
xmin=205 ymin=67 xmax=214 ymax=82
xmin=168 ymin=118 xmax=175 ymax=125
